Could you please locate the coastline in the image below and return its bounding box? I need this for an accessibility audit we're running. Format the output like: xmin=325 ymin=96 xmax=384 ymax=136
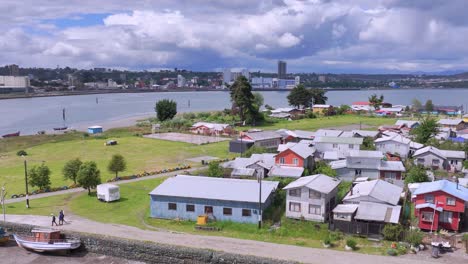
xmin=3 ymin=86 xmax=467 ymax=100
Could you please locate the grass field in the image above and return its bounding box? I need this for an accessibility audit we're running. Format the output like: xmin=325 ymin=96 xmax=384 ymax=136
xmin=0 ymin=115 xmax=395 ymax=196
xmin=0 ymin=132 xmax=232 ymax=195
xmin=5 ymin=177 xmax=391 ymax=255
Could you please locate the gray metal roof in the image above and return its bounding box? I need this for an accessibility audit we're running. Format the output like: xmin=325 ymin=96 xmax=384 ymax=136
xmin=268 ymin=166 xmax=304 ymax=178
xmin=149 ymin=175 xmax=279 ymax=203
xmin=314 ymin=136 xmax=363 ymax=145
xmin=413 ymin=180 xmax=468 ymax=201
xmin=222 ymin=154 xmax=275 ymax=169
xmin=339 ymin=131 xmax=354 ymax=138
xmin=354 ymin=202 xmax=401 ymax=224
xmin=378 ymin=161 xmax=406 ymax=172
xmin=283 ymin=174 xmax=341 ymax=193
xmin=330 ymin=159 xmax=347 ymax=169
xmin=231 ymin=168 xmax=256 ymax=177
xmin=395 ymin=120 xmax=420 ymax=127
xmin=343 ymin=180 xmax=403 ymax=205
xmin=323 ymin=151 xmax=340 ymax=160
xmin=292 ymin=130 xmax=316 ymax=139
xmin=315 ymin=129 xmax=343 ymax=137
xmin=332 ymin=204 xmax=358 ymax=214
xmin=286 ymin=143 xmax=316 ymax=159
xmin=439 ymin=149 xmax=466 ymax=159
xmin=437 ymin=119 xmax=463 ymax=125
xmin=351 ymin=130 xmax=380 ymax=138
xmin=413 ymin=146 xmax=465 ymax=159
xmin=242 ymin=131 xmax=282 ymax=141
xmin=349 ymin=150 xmax=383 ymax=158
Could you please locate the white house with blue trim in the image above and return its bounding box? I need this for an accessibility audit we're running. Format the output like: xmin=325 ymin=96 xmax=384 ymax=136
xmin=149 ymin=175 xmax=279 ymax=224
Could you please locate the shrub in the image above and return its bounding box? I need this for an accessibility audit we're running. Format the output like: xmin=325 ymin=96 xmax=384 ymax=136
xmin=382 ymin=224 xmax=404 ymax=241
xmin=83 ymin=133 xmax=89 ymax=137
xmin=387 ymin=249 xmax=397 ymax=256
xmin=323 ymin=237 xmax=331 ymax=245
xmin=404 ymin=230 xmax=424 ymax=246
xmin=329 ymin=231 xmax=343 ymax=242
xmin=346 ymin=239 xmax=357 ymax=250
xmin=16 ymin=150 xmax=28 ymax=156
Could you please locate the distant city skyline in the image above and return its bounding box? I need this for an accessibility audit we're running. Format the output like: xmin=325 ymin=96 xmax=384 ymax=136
xmin=1 ymin=1 xmax=468 ymax=74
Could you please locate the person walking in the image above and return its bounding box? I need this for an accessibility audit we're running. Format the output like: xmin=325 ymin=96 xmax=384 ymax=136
xmin=59 ymin=210 xmax=64 ymax=225
xmin=51 ymin=214 xmax=58 ymax=226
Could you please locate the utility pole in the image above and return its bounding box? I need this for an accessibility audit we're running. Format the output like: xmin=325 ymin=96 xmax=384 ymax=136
xmin=1 ymin=185 xmax=6 ymax=223
xmin=257 ymin=170 xmax=263 ymax=229
xmin=22 ymin=155 xmax=29 ymax=208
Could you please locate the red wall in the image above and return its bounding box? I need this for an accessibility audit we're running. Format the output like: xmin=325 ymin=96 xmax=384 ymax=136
xmin=414 ymin=190 xmax=465 ymax=231
xmin=275 ymin=149 xmax=304 ymax=167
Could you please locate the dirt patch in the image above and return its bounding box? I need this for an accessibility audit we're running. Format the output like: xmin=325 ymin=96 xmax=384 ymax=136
xmin=143 ymin=132 xmax=230 ymax=145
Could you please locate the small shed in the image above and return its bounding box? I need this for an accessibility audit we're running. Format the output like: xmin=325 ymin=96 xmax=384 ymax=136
xmin=97 ymin=184 xmax=120 ymax=202
xmin=88 ymin=125 xmax=103 ymax=134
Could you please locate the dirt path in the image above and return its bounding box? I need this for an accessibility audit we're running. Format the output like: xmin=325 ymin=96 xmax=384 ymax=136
xmin=6 ymin=214 xmax=464 ymax=264
xmin=4 ymin=167 xmax=204 ymax=205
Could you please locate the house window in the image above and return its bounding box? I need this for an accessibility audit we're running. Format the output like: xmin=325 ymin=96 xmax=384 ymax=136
xmin=309 ymin=205 xmax=321 ymax=215
xmin=349 ymin=144 xmax=354 ymax=149
xmin=424 ymin=195 xmax=434 ymax=204
xmin=432 ymin=159 xmax=440 ymax=165
xmin=293 ymin=158 xmax=299 ymax=165
xmin=332 ymin=144 xmax=338 ymax=148
xmin=309 ymin=190 xmax=321 ymax=199
xmin=446 ymin=197 xmax=456 ymax=206
xmin=223 ymin=207 xmax=232 ymax=215
xmin=279 ymin=157 xmax=285 ymax=164
xmin=421 ymin=211 xmax=434 ymax=222
xmin=204 ymin=206 xmax=213 ymax=214
xmin=186 ymin=204 xmax=195 ymax=212
xmin=289 ymin=202 xmax=301 ymax=212
xmin=440 ymin=211 xmax=453 ymax=223
xmin=289 ymin=189 xmax=301 ymax=197
xmin=355 ymin=169 xmax=362 ymax=176
xmin=168 ymin=203 xmax=177 ymax=211
xmin=242 ymin=209 xmax=252 ymax=217
xmin=417 ymin=158 xmax=424 ymax=164
xmin=384 ymin=172 xmax=397 ymax=180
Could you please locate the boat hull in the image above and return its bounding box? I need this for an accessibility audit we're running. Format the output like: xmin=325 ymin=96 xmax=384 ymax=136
xmin=53 ymin=127 xmax=68 ymax=131
xmin=2 ymin=131 xmax=20 ymax=138
xmin=13 ymin=234 xmax=80 ymax=252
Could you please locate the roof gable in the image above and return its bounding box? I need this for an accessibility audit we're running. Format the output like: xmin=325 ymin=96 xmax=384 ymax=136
xmin=414 ymin=180 xmax=468 ymax=201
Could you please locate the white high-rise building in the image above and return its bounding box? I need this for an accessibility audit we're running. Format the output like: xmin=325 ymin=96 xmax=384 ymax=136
xmin=177 ymin=75 xmax=186 ymax=88
xmin=222 ymin=69 xmax=232 ymax=84
xmin=295 ymin=76 xmax=300 ymax=86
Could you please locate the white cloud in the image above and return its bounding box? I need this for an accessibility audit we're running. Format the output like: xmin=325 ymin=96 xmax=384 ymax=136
xmin=277 ymin=32 xmax=301 ymax=48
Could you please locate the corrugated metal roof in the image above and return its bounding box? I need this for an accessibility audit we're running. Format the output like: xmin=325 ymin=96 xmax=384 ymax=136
xmin=395 ymin=120 xmax=420 ymax=127
xmin=333 ymin=204 xmax=358 ymax=214
xmin=351 ymin=130 xmax=380 ymax=138
xmin=349 ymin=150 xmax=384 ymax=158
xmin=242 ymin=131 xmax=282 ymax=141
xmin=314 ymin=136 xmax=363 ymax=145
xmin=413 ymin=180 xmax=468 ymax=201
xmin=231 ymin=168 xmax=256 ymax=177
xmin=323 ymin=151 xmax=340 ymax=160
xmin=330 ymin=159 xmax=347 ymax=169
xmin=268 ymin=166 xmax=304 ymax=178
xmin=439 ymin=149 xmax=466 ymax=159
xmin=438 ymin=119 xmax=463 ymax=125
xmin=339 ymin=131 xmax=354 ymax=138
xmin=149 ymin=175 xmax=279 ymax=203
xmin=315 ymin=129 xmax=343 ymax=137
xmin=192 ymin=122 xmax=230 ymax=130
xmin=379 ymin=160 xmax=406 ymax=172
xmin=354 ymin=202 xmax=401 ymax=223
xmin=343 ymin=180 xmax=403 ymax=205
xmin=283 ymin=174 xmax=341 ymax=193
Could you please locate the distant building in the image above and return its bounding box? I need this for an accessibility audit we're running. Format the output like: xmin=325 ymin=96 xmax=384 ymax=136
xmin=276 ymin=79 xmax=296 ymax=89
xmin=7 ymin=64 xmax=19 ymax=76
xmin=278 ymin=60 xmax=287 ymax=79
xmin=0 ymin=75 xmax=30 ymax=93
xmin=318 ymin=75 xmax=327 ymax=82
xmin=177 ymin=75 xmax=186 ymax=88
xmin=107 ymin=79 xmax=118 ymax=88
xmin=222 ymin=68 xmax=231 ymax=84
xmin=251 ymin=77 xmax=274 ymax=89
xmin=93 ymin=67 xmax=107 ymax=72
xmin=294 ymin=76 xmax=300 ymax=86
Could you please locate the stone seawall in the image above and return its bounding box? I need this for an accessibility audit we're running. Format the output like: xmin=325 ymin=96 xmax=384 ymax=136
xmin=3 ymin=222 xmax=297 ymax=264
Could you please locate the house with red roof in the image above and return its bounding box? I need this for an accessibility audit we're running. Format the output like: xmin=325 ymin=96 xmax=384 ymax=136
xmin=413 ymin=180 xmax=468 ymax=232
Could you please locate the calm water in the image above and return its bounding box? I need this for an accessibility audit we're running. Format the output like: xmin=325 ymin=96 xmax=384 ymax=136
xmin=0 ymin=89 xmax=467 ymax=136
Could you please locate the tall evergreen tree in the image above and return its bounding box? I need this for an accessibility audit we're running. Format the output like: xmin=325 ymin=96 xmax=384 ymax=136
xmin=287 ymin=84 xmax=313 ymax=108
xmin=229 ymin=76 xmax=260 ymax=124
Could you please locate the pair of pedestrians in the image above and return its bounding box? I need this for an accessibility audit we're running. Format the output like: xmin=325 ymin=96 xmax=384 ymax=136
xmin=51 ymin=210 xmax=66 ymax=226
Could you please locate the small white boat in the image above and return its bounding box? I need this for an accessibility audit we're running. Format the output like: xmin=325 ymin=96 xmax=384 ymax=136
xmin=13 ymin=228 xmax=80 ymax=252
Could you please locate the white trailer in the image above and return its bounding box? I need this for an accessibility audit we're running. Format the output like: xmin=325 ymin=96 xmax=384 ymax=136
xmin=96 ymin=184 xmax=120 ymax=202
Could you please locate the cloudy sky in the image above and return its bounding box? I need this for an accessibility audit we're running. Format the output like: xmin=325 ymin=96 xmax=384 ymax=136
xmin=1 ymin=0 xmax=468 ymax=73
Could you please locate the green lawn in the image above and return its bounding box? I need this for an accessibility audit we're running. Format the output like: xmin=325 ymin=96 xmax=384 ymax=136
xmin=5 ymin=176 xmax=391 ymax=255
xmin=253 ymin=115 xmax=395 ymax=131
xmin=0 ymin=134 xmax=232 ymax=195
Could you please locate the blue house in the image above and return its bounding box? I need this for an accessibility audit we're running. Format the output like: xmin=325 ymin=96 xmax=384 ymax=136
xmin=87 ymin=125 xmax=103 ymax=134
xmin=149 ymin=175 xmax=279 ymax=224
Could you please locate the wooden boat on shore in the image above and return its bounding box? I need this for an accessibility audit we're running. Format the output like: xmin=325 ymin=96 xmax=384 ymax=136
xmin=13 ymin=228 xmax=80 ymax=252
xmin=53 ymin=126 xmax=68 ymax=131
xmin=2 ymin=131 xmax=20 ymax=138
xmin=0 ymin=227 xmax=9 ymax=245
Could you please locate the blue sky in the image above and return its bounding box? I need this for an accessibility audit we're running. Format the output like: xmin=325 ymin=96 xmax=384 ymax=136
xmin=1 ymin=0 xmax=468 ymax=73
